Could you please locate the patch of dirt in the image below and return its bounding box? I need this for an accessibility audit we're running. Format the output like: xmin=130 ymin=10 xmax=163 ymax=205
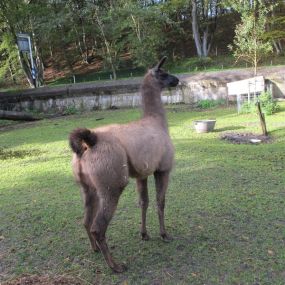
xmin=0 ymin=148 xmax=43 ymax=160
xmin=3 ymin=275 xmax=82 ymax=285
xmin=221 ymin=133 xmax=272 ymax=144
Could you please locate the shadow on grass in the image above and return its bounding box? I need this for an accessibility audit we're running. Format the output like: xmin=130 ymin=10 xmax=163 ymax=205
xmin=214 ymin=125 xmax=246 ymax=132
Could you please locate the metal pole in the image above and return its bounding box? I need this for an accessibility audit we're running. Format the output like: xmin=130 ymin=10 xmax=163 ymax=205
xmin=27 ymin=35 xmax=34 ymax=70
xmin=27 ymin=35 xmax=36 ymax=87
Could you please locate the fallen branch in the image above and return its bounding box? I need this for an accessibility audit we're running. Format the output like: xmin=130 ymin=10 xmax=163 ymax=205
xmin=0 ymin=110 xmax=42 ymax=121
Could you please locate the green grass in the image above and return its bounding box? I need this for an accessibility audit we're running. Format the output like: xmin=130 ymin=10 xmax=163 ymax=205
xmin=1 ymin=104 xmax=285 ymax=284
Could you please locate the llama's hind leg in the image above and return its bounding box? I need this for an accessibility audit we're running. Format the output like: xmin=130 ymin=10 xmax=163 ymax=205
xmin=81 ymin=186 xmax=99 ymax=252
xmin=91 ymin=191 xmax=127 ymax=273
xmin=136 ymin=178 xmax=150 ymax=240
xmin=154 ymin=170 xmax=172 ymax=242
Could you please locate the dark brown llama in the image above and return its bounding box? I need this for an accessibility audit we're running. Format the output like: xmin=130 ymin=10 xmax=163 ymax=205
xmin=69 ymin=57 xmax=179 ymax=273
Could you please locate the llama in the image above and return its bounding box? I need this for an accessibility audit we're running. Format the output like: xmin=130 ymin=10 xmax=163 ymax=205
xmin=69 ymin=57 xmax=179 ymax=273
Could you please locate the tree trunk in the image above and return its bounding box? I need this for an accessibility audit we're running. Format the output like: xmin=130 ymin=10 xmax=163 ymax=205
xmin=30 ymin=21 xmax=44 ymax=87
xmin=191 ymin=0 xmax=214 ymax=57
xmin=8 ymin=59 xmax=16 ymax=84
xmin=191 ymin=0 xmax=203 ymax=57
xmin=17 ymin=49 xmax=35 ymax=88
xmin=95 ymin=11 xmax=117 ymax=79
xmin=110 ymin=62 xmax=117 ymax=80
xmin=202 ymin=27 xmax=209 ymax=57
xmin=0 ymin=110 xmax=41 ymax=121
xmin=273 ymin=39 xmax=283 ymax=55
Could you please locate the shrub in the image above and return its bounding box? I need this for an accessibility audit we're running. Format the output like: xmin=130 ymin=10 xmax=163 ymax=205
xmin=197 ymin=99 xmax=226 ymax=109
xmin=63 ymin=105 xmax=79 ymax=115
xmin=259 ymin=91 xmax=279 ymax=115
xmin=240 ymin=101 xmax=256 ymax=114
xmin=240 ymin=91 xmax=279 ymax=115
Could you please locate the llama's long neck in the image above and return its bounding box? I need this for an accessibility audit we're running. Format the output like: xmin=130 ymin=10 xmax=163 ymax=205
xmin=141 ymin=76 xmax=168 ymax=130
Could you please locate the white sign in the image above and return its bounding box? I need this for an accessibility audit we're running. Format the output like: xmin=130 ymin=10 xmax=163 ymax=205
xmin=17 ymin=34 xmax=31 ymax=53
xmin=227 ymin=76 xmax=265 ymax=96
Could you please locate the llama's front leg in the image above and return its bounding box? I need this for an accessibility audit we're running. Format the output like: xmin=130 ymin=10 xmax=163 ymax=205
xmin=136 ymin=178 xmax=150 ymax=240
xmin=91 ymin=194 xmax=127 ymax=273
xmin=82 ymin=186 xmax=99 ymax=252
xmin=154 ymin=171 xmax=172 ymax=242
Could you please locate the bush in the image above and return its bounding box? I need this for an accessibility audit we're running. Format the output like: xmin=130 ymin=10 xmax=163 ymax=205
xmin=240 ymin=91 xmax=279 ymax=115
xmin=240 ymin=101 xmax=256 ymax=114
xmin=259 ymin=91 xmax=279 ymax=115
xmin=197 ymin=99 xmax=226 ymax=109
xmin=63 ymin=105 xmax=79 ymax=115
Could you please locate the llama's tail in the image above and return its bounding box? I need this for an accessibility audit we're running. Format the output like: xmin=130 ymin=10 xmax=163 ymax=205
xmin=69 ymin=128 xmax=97 ymax=157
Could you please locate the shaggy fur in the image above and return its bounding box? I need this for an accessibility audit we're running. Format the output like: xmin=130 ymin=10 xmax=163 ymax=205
xmin=69 ymin=57 xmax=179 ymax=273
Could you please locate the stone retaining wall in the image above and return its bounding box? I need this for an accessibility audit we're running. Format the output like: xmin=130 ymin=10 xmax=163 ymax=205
xmin=0 ymin=82 xmax=184 ymax=112
xmin=0 ymin=67 xmax=283 ymax=113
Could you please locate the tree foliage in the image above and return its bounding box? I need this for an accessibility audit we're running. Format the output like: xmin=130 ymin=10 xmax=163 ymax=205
xmin=228 ymin=0 xmax=273 ymax=75
xmin=0 ymin=0 xmax=284 ymax=87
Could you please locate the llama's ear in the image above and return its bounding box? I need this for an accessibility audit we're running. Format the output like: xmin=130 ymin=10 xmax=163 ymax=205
xmin=154 ymin=56 xmax=167 ymax=71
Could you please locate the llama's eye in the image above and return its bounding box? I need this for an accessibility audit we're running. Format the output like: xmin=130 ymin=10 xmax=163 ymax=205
xmin=160 ymin=73 xmax=168 ymax=79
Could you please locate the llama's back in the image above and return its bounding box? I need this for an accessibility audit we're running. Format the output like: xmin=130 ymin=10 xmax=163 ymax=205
xmin=93 ymin=117 xmax=174 ymax=179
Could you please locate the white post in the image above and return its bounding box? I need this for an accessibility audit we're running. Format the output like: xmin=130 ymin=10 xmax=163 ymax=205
xmin=247 ymin=82 xmax=250 ymax=104
xmin=26 ymin=35 xmax=36 ymax=87
xmin=254 ymin=78 xmax=257 ymax=101
xmin=237 ymin=93 xmax=241 ymax=113
xmin=27 ymin=35 xmax=34 ymax=71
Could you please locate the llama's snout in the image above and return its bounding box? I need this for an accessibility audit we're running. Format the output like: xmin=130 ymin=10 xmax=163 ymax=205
xmin=169 ymin=76 xmax=179 ymax=87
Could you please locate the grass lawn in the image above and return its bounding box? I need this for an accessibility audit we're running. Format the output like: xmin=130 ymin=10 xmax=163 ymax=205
xmin=1 ymin=104 xmax=285 ymax=284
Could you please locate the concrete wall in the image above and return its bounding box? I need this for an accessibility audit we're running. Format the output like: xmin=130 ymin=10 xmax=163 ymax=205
xmin=0 ymin=67 xmax=283 ymax=113
xmin=181 ymin=80 xmax=227 ymax=104
xmin=0 ymin=79 xmax=227 ymax=113
xmin=0 ymin=83 xmax=184 ymax=112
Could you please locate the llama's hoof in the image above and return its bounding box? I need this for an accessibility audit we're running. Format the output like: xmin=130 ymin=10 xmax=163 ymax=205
xmin=161 ymin=233 xmax=173 ymax=242
xmin=91 ymin=242 xmax=100 ymax=252
xmin=112 ymin=263 xmax=127 ymax=273
xmin=141 ymin=232 xmax=150 ymax=241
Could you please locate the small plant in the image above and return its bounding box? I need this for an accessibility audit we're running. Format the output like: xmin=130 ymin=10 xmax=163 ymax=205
xmin=240 ymin=101 xmax=256 ymax=114
xmin=259 ymin=91 xmax=279 ymax=115
xmin=240 ymin=91 xmax=279 ymax=115
xmin=197 ymin=99 xmax=226 ymax=109
xmin=63 ymin=105 xmax=79 ymax=115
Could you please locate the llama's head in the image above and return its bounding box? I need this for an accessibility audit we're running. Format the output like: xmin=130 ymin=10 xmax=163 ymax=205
xmin=150 ymin=56 xmax=179 ymax=88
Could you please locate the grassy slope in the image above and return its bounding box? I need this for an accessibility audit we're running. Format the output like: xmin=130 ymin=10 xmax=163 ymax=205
xmin=47 ymin=55 xmax=285 ymax=86
xmin=0 ymin=104 xmax=285 ymax=285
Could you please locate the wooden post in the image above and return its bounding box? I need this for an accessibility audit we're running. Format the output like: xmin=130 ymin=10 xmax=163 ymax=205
xmin=256 ymin=101 xmax=268 ymax=136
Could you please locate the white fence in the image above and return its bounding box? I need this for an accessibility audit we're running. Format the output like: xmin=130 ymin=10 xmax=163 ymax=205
xmin=227 ymin=76 xmax=265 ymax=112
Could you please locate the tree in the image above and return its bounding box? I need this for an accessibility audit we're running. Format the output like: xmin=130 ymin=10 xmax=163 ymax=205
xmin=121 ymin=0 xmax=171 ymax=68
xmin=265 ymin=0 xmax=285 ymax=55
xmin=228 ymin=1 xmax=273 ymax=75
xmin=0 ymin=32 xmax=22 ymax=85
xmin=91 ymin=2 xmax=125 ymax=80
xmin=191 ymin=0 xmax=222 ymax=57
xmin=0 ymin=0 xmax=46 ymax=87
xmin=0 ymin=0 xmax=28 ymax=86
